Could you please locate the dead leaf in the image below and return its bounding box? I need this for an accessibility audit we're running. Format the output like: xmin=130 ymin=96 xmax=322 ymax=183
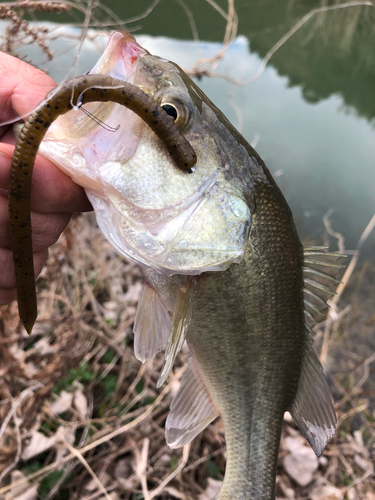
xmin=34 ymin=335 xmax=57 ymax=355
xmin=276 ymin=475 xmax=296 ymax=499
xmin=123 ymin=282 xmax=142 ymax=304
xmin=198 ymin=478 xmax=222 ymax=500
xmin=21 ymin=431 xmax=57 ymax=460
xmin=55 ymin=425 xmax=76 ymax=463
xmin=354 ymin=453 xmax=372 ymax=472
xmin=4 ymin=471 xmax=38 ymax=500
xmin=353 ymin=430 xmax=363 ymax=447
xmin=85 ymin=471 xmax=111 ymax=491
xmin=283 ymin=436 xmax=319 ymax=486
xmin=73 ymin=388 xmax=88 ymax=418
xmin=310 ymin=483 xmax=343 ymax=500
xmin=163 ymin=486 xmax=187 ymax=499
xmin=49 ymin=391 xmax=73 ymax=416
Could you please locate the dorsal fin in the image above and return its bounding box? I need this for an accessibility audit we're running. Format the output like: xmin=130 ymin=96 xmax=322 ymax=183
xmin=166 ymin=359 xmax=219 ymax=448
xmin=157 ymin=279 xmax=193 ymax=388
xmin=303 ymin=247 xmax=346 ymax=328
xmin=289 ymin=339 xmax=337 ymax=456
xmin=133 ymin=283 xmax=171 ymax=363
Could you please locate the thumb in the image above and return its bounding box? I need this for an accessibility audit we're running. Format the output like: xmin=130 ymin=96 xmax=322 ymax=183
xmin=0 ymin=52 xmax=56 ymax=124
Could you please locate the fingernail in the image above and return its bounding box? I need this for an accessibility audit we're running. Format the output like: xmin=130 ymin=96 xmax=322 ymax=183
xmin=0 ymin=149 xmax=11 ymax=159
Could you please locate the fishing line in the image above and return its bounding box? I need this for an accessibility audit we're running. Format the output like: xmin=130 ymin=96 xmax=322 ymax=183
xmin=79 ymin=106 xmax=120 ymax=132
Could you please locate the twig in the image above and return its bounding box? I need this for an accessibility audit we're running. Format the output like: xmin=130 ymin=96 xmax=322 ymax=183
xmin=344 ymin=467 xmax=374 ymax=492
xmin=323 ymin=208 xmax=346 ymax=254
xmin=0 ymin=383 xmax=42 ymax=442
xmin=332 ymin=375 xmax=375 ymax=436
xmin=320 ymin=213 xmax=375 ymax=365
xmin=176 ymin=0 xmax=199 ymax=44
xmin=188 ymin=0 xmax=237 ymax=77
xmin=59 ymin=436 xmax=113 ymax=500
xmin=332 ymin=213 xmax=375 ymax=306
xmin=148 ymin=443 xmax=191 ymax=498
xmin=119 ymin=362 xmax=149 ymax=406
xmin=183 ymin=446 xmax=226 ymax=472
xmin=134 ymin=437 xmax=150 ymax=500
xmin=69 ymin=0 xmax=95 ymax=80
xmin=223 ymin=0 xmax=236 ymax=47
xmin=337 ymin=404 xmax=368 ymax=429
xmin=122 ymin=0 xmax=160 ymax=25
xmin=351 ymin=351 xmax=375 ymax=396
xmin=0 ymin=409 xmax=22 ymax=483
xmin=204 ymin=0 xmax=229 ymax=20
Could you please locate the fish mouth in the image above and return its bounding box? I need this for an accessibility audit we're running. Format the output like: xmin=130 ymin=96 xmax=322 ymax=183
xmin=90 ymin=31 xmax=149 ymax=82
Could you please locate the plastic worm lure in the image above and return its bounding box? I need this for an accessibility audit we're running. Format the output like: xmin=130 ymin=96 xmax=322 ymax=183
xmin=9 ymin=74 xmax=197 ymax=334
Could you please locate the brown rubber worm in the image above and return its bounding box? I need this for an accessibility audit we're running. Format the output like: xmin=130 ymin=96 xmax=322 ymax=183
xmin=9 ymin=74 xmax=197 ymax=333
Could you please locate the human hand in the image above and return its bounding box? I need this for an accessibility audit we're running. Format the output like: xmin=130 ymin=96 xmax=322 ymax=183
xmin=0 ymin=52 xmax=92 ymax=306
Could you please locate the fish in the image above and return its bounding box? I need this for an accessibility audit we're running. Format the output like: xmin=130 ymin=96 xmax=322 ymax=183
xmin=11 ymin=31 xmax=346 ymax=499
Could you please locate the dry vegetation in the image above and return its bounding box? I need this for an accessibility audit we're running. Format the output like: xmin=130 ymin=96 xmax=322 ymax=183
xmin=0 ymin=1 xmax=374 ymax=499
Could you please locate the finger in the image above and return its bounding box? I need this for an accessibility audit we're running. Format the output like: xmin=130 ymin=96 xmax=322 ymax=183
xmin=0 ymin=193 xmax=71 ymax=251
xmin=0 ymin=247 xmax=48 ymax=305
xmin=0 ymin=127 xmax=17 ymax=145
xmin=0 ymin=52 xmax=55 ymax=125
xmin=0 ymin=144 xmax=92 ymax=213
xmin=0 ymin=289 xmax=17 ymax=305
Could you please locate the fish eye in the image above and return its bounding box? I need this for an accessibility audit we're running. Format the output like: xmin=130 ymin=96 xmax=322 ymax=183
xmin=162 ymin=104 xmax=178 ymax=121
xmin=160 ymin=96 xmax=191 ymax=130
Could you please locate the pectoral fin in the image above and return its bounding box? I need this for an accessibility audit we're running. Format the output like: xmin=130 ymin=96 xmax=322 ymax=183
xmin=289 ymin=341 xmax=336 ymax=457
xmin=166 ymin=360 xmax=219 ymax=448
xmin=157 ymin=279 xmax=193 ymax=388
xmin=133 ymin=283 xmax=171 ymax=363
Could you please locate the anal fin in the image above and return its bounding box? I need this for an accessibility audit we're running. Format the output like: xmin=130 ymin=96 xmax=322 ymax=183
xmin=289 ymin=340 xmax=337 ymax=457
xmin=133 ymin=283 xmax=171 ymax=363
xmin=166 ymin=359 xmax=219 ymax=448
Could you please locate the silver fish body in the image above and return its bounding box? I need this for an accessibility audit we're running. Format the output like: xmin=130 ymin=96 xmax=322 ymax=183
xmin=40 ymin=32 xmax=344 ymax=499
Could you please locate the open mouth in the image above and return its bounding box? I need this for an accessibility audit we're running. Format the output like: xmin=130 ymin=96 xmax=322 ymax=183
xmin=89 ymin=31 xmax=149 ymax=82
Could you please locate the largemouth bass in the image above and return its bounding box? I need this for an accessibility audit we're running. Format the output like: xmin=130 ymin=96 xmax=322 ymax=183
xmin=10 ymin=32 xmax=345 ymax=499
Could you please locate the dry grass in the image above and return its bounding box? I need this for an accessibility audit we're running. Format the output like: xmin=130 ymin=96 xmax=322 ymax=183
xmin=0 ymin=1 xmax=71 ymax=60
